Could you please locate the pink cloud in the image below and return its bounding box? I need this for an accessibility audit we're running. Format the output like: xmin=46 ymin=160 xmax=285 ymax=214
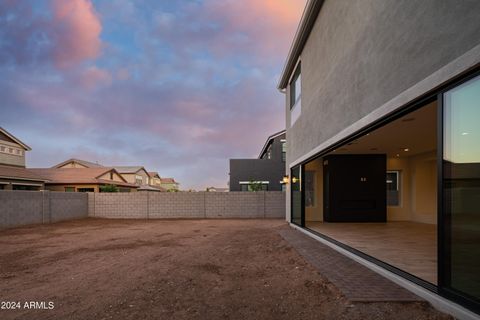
xmin=52 ymin=0 xmax=102 ymax=68
xmin=78 ymin=66 xmax=112 ymax=89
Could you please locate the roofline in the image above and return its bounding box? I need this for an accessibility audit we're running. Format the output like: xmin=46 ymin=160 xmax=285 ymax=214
xmin=0 ymin=175 xmax=47 ymax=182
xmin=258 ymin=129 xmax=286 ymax=159
xmin=51 ymin=158 xmax=102 ymax=168
xmin=277 ymin=0 xmax=324 ymax=90
xmin=0 ymin=127 xmax=32 ymax=151
xmin=114 ymin=166 xmax=149 ymax=175
xmin=94 ymin=168 xmax=129 ymax=183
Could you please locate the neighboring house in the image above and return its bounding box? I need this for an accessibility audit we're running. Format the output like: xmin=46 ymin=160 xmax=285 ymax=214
xmin=0 ymin=127 xmax=46 ymax=190
xmin=53 ymin=158 xmax=103 ymax=168
xmin=278 ymin=0 xmax=480 ymax=316
xmin=160 ymin=177 xmax=179 ymax=191
xmin=30 ymin=167 xmax=137 ymax=192
xmin=148 ymin=172 xmax=162 ymax=187
xmin=229 ymin=130 xmax=286 ymax=191
xmin=206 ymin=187 xmax=229 ymax=192
xmin=114 ymin=166 xmax=150 ymax=186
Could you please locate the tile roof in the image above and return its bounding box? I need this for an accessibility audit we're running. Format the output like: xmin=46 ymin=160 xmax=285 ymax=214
xmin=161 ymin=177 xmax=177 ymax=184
xmin=113 ymin=166 xmax=146 ymax=174
xmin=147 ymin=171 xmax=160 ymax=178
xmin=30 ymin=168 xmax=138 ymax=187
xmin=52 ymin=158 xmax=104 ymax=168
xmin=137 ymin=185 xmax=167 ymax=192
xmin=0 ymin=165 xmax=47 ymax=181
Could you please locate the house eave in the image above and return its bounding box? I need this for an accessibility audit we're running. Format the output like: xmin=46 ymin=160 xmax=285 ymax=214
xmin=277 ymin=0 xmax=324 ymax=90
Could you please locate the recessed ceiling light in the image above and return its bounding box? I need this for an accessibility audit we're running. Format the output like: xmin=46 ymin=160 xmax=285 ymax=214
xmin=396 ymin=154 xmax=400 ymax=157
xmin=462 ymin=132 xmax=469 ymax=135
xmin=403 ymin=148 xmax=410 ymax=152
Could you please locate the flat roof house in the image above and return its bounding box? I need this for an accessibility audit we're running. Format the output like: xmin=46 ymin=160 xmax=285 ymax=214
xmin=229 ymin=130 xmax=286 ymax=191
xmin=0 ymin=127 xmax=46 ymax=190
xmin=279 ymin=0 xmax=480 ymax=317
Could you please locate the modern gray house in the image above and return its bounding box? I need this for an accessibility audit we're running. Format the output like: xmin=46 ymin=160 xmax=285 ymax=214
xmin=278 ymin=0 xmax=480 ymax=318
xmin=229 ymin=130 xmax=286 ymax=191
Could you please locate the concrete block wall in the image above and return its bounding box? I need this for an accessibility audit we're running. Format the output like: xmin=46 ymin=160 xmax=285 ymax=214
xmin=0 ymin=190 xmax=88 ymax=229
xmin=50 ymin=192 xmax=88 ymax=222
xmin=89 ymin=191 xmax=285 ymax=219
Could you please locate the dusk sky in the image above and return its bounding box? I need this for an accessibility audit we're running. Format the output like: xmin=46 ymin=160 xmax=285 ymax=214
xmin=1 ymin=0 xmax=306 ymax=190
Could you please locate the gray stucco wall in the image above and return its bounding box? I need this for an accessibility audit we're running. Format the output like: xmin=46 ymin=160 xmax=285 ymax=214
xmin=0 ymin=191 xmax=88 ymax=229
xmin=286 ymin=0 xmax=480 ymax=164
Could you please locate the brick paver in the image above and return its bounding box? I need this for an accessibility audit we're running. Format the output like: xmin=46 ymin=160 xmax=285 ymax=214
xmin=278 ymin=227 xmax=423 ymax=302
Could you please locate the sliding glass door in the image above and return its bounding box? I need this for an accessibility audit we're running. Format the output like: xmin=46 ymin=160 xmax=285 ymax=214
xmin=442 ymin=74 xmax=480 ymax=306
xmin=291 ymin=165 xmax=303 ymax=226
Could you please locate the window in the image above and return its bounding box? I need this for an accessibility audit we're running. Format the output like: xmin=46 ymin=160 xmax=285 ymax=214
xmin=266 ymin=146 xmax=272 ymax=159
xmin=305 ymin=171 xmax=315 ymax=207
xmin=135 ymin=175 xmax=143 ymax=185
xmin=239 ymin=181 xmax=269 ymax=192
xmin=281 ymin=140 xmax=286 ymax=162
xmin=9 ymin=148 xmax=13 ymax=153
xmin=77 ymin=188 xmax=94 ymax=192
xmin=65 ymin=187 xmax=75 ymax=192
xmin=289 ymin=64 xmax=301 ymax=126
xmin=110 ymin=172 xmax=114 ymax=180
xmin=0 ymin=146 xmax=4 ymax=152
xmin=386 ymin=171 xmax=400 ymax=206
xmin=290 ymin=64 xmax=301 ymax=109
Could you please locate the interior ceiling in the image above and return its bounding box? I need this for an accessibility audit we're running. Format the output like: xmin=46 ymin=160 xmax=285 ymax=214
xmin=329 ymin=101 xmax=437 ymax=159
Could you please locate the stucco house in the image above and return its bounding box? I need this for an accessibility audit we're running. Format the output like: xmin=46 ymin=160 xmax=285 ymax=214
xmin=278 ymin=0 xmax=480 ymax=317
xmin=0 ymin=127 xmax=46 ymax=190
xmin=159 ymin=177 xmax=179 ymax=191
xmin=229 ymin=130 xmax=286 ymax=191
xmin=30 ymin=167 xmax=138 ymax=192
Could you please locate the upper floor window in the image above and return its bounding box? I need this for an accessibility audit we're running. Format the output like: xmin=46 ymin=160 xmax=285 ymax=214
xmin=290 ymin=64 xmax=301 ymax=110
xmin=135 ymin=175 xmax=143 ymax=185
xmin=281 ymin=140 xmax=286 ymax=162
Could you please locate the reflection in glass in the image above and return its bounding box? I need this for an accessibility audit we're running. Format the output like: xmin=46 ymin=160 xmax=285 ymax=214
xmin=444 ymin=74 xmax=480 ymax=301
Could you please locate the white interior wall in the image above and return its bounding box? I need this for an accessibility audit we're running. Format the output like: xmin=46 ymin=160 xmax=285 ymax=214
xmin=305 ymin=158 xmax=323 ymax=222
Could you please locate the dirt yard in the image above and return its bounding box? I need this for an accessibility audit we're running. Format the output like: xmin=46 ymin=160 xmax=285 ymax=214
xmin=0 ymin=219 xmax=449 ymax=320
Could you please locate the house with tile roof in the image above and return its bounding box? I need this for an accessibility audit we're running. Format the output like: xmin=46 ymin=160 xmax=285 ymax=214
xmin=52 ymin=158 xmax=104 ymax=169
xmin=0 ymin=127 xmax=46 ymax=190
xmin=30 ymin=167 xmax=138 ymax=192
xmin=160 ymin=177 xmax=179 ymax=191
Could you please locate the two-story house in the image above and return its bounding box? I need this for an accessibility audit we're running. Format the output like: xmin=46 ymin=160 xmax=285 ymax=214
xmin=229 ymin=130 xmax=286 ymax=191
xmin=278 ymin=0 xmax=480 ymax=316
xmin=0 ymin=127 xmax=46 ymax=190
xmin=159 ymin=177 xmax=179 ymax=191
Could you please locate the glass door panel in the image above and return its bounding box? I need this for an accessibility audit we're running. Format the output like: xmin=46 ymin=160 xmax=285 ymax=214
xmin=443 ymin=74 xmax=480 ymax=302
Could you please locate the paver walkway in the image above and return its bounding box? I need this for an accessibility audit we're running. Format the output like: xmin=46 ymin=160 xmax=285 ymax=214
xmin=278 ymin=227 xmax=423 ymax=302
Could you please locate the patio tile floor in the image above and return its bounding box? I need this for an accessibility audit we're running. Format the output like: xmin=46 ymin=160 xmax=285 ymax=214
xmin=278 ymin=227 xmax=424 ymax=302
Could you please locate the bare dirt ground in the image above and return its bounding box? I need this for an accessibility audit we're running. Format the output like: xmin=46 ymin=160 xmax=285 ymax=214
xmin=0 ymin=218 xmax=450 ymax=320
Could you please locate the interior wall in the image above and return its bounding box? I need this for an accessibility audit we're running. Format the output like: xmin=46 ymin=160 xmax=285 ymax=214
xmin=387 ymin=151 xmax=437 ymax=224
xmin=386 ymin=157 xmax=412 ymax=221
xmin=305 ymin=158 xmax=323 ymax=222
xmin=410 ymin=151 xmax=437 ymax=224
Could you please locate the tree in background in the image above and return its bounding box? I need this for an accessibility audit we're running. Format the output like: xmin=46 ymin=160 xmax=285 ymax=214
xmin=100 ymin=184 xmax=119 ymax=193
xmin=248 ymin=180 xmax=263 ymax=192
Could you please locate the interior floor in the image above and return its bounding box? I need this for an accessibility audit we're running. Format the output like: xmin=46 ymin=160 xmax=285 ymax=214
xmin=307 ymin=221 xmax=437 ymax=284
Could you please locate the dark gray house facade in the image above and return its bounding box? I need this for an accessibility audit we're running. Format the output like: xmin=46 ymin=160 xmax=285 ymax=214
xmin=279 ymin=0 xmax=480 ymax=318
xmin=229 ymin=130 xmax=286 ymax=192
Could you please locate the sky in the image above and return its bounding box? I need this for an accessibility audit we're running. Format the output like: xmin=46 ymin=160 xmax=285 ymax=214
xmin=0 ymin=0 xmax=307 ymax=190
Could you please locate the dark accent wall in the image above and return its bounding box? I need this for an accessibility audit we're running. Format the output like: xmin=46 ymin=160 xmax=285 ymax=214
xmin=229 ymin=133 xmax=286 ymax=191
xmin=323 ymin=154 xmax=386 ymax=222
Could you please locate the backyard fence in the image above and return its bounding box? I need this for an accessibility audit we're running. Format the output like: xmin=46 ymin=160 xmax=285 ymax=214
xmin=88 ymin=191 xmax=285 ymax=219
xmin=0 ymin=191 xmax=285 ymax=229
xmin=0 ymin=190 xmax=88 ymax=229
